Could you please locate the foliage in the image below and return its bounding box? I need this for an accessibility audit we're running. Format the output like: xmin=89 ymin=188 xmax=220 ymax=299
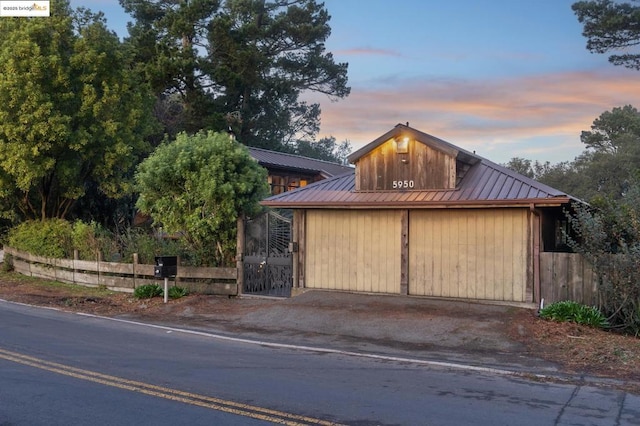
xmin=566 ymin=181 xmax=640 ymax=334
xmin=135 ymin=131 xmax=269 ymax=266
xmin=295 ymin=137 xmax=352 ymax=164
xmin=0 ymin=0 xmax=156 ymax=221
xmin=573 ymin=0 xmax=640 ymax=70
xmin=133 ymin=283 xmax=163 ymax=299
xmin=539 ymin=300 xmax=609 ymax=329
xmin=71 ymin=221 xmax=119 ymax=261
xmin=7 ymin=220 xmax=74 ymax=258
xmin=2 ymin=253 xmax=13 ymax=273
xmin=115 ymin=227 xmax=182 ymax=265
xmin=120 ymin=0 xmax=350 ymax=149
xmin=505 ymin=106 xmax=640 ymax=203
xmin=168 ymin=285 xmax=188 ymax=300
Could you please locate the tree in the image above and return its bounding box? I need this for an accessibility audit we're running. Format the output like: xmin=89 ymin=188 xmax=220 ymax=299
xmin=577 ymin=105 xmax=640 ymax=200
xmin=508 ymin=106 xmax=640 ymax=202
xmin=120 ymin=0 xmax=221 ymax=135
xmin=120 ymin=0 xmax=350 ymax=149
xmin=134 ymin=131 xmax=268 ymax=266
xmin=567 ymin=180 xmax=640 ymax=334
xmin=502 ymin=157 xmax=535 ymax=179
xmin=573 ymin=0 xmax=640 ymax=69
xmin=295 ymin=136 xmax=352 ymax=164
xmin=0 ymin=1 xmax=156 ymax=222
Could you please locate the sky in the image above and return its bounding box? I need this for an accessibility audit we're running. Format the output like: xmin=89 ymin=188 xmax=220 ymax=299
xmin=69 ymin=0 xmax=640 ymax=164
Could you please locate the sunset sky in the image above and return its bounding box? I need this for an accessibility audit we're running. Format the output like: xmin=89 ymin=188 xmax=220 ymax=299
xmin=70 ymin=0 xmax=640 ymax=164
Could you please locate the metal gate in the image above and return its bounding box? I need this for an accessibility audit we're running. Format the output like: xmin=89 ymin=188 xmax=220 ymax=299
xmin=243 ymin=210 xmax=293 ymax=297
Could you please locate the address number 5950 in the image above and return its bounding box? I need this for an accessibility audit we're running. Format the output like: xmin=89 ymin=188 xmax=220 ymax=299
xmin=392 ymin=180 xmax=414 ymax=189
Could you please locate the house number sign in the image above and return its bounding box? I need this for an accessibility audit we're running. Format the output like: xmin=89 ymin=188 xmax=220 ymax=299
xmin=392 ymin=180 xmax=415 ymax=189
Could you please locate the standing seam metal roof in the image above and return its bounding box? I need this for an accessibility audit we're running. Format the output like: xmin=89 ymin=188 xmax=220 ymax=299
xmin=248 ymin=147 xmax=353 ymax=177
xmin=262 ymin=157 xmax=578 ymax=208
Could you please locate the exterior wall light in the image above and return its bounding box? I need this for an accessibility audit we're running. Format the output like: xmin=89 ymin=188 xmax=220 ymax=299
xmin=395 ymin=136 xmax=410 ymax=154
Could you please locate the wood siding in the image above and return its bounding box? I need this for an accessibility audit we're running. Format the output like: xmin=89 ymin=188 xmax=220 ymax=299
xmin=305 ymin=210 xmax=401 ymax=293
xmin=408 ymin=209 xmax=530 ymax=302
xmin=540 ymin=252 xmax=597 ymax=305
xmin=354 ymin=139 xmax=456 ymax=191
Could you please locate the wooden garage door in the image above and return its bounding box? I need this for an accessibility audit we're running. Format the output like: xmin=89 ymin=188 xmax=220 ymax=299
xmin=306 ymin=210 xmax=401 ymax=293
xmin=409 ymin=209 xmax=529 ymax=302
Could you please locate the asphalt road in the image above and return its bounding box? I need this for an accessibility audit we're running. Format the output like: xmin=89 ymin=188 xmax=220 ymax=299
xmin=1 ymin=300 xmax=639 ymax=426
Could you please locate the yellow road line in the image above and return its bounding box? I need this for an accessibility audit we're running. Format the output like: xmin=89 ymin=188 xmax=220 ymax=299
xmin=0 ymin=348 xmax=342 ymax=426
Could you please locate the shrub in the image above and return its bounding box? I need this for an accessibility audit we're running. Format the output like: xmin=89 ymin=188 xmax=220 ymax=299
xmin=539 ymin=300 xmax=609 ymax=329
xmin=72 ymin=221 xmax=117 ymax=261
xmin=133 ymin=284 xmax=163 ymax=299
xmin=168 ymin=286 xmax=188 ymax=299
xmin=2 ymin=253 xmax=13 ymax=272
xmin=7 ymin=219 xmax=73 ymax=258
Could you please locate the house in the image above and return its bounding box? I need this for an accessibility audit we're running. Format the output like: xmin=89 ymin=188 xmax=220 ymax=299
xmin=248 ymin=147 xmax=353 ymax=195
xmin=261 ymin=123 xmax=582 ymax=304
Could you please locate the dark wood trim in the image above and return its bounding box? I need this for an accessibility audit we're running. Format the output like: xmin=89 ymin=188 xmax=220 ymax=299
xmin=400 ymin=209 xmax=409 ymax=295
xmin=236 ymin=216 xmax=245 ymax=295
xmin=293 ymin=210 xmax=306 ymax=289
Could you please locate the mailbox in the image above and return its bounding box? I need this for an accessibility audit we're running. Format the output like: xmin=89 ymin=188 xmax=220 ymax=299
xmin=154 ymin=256 xmax=177 ymax=278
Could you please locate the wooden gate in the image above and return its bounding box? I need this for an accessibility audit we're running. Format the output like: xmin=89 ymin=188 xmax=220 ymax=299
xmin=243 ymin=210 xmax=293 ymax=297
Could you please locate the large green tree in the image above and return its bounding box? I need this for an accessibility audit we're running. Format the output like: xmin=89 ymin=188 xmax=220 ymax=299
xmin=0 ymin=1 xmax=156 ymax=222
xmin=573 ymin=0 xmax=640 ymax=69
xmin=120 ymin=0 xmax=349 ymax=149
xmin=135 ymin=131 xmax=268 ymax=266
xmin=504 ymin=106 xmax=640 ymax=202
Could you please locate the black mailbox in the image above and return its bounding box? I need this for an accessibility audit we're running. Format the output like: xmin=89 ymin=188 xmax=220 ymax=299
xmin=154 ymin=256 xmax=177 ymax=278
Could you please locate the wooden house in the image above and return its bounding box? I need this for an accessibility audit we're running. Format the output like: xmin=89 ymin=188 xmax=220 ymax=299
xmin=261 ymin=124 xmax=583 ymax=304
xmin=248 ymin=147 xmax=353 ymax=195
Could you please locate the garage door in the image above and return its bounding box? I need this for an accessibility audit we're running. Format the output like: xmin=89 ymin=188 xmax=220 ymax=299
xmin=306 ymin=210 xmax=401 ymax=293
xmin=409 ymin=209 xmax=529 ymax=302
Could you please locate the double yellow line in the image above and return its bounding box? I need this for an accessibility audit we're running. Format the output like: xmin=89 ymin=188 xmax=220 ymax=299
xmin=0 ymin=348 xmax=342 ymax=425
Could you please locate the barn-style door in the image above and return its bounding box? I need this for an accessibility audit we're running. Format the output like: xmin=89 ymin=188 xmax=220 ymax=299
xmin=242 ymin=210 xmax=293 ymax=297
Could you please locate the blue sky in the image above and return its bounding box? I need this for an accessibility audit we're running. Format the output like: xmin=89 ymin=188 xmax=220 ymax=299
xmin=70 ymin=0 xmax=640 ymax=164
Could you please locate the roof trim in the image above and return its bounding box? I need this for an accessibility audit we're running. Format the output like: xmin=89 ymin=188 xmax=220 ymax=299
xmin=347 ymin=123 xmax=481 ymax=165
xmin=262 ymin=197 xmax=573 ymax=209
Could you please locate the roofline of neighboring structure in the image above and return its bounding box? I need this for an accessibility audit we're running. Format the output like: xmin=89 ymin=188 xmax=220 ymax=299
xmin=248 ymin=146 xmax=352 ymax=174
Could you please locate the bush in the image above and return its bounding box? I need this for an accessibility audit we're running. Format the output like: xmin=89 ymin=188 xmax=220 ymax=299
xmin=72 ymin=221 xmax=118 ymax=261
xmin=539 ymin=300 xmax=609 ymax=329
xmin=168 ymin=286 xmax=188 ymax=299
xmin=7 ymin=219 xmax=73 ymax=258
xmin=133 ymin=284 xmax=163 ymax=299
xmin=2 ymin=253 xmax=13 ymax=272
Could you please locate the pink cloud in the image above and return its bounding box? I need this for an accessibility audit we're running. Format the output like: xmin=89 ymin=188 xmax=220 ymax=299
xmin=306 ymin=68 xmax=640 ymax=163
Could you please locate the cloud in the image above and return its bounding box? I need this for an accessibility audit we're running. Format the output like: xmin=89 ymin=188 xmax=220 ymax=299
xmin=336 ymin=47 xmax=403 ymax=58
xmin=306 ymin=68 xmax=640 ymax=163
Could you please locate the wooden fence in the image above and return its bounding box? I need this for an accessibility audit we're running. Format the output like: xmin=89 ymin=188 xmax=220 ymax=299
xmin=540 ymin=252 xmax=598 ymax=306
xmin=3 ymin=247 xmax=238 ymax=296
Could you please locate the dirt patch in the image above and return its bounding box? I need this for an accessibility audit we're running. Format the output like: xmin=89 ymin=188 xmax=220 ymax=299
xmin=1 ymin=271 xmax=639 ymax=390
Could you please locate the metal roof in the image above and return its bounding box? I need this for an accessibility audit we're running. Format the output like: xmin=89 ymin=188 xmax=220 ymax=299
xmin=248 ymin=147 xmax=353 ymax=178
xmin=262 ymin=156 xmax=579 ymax=209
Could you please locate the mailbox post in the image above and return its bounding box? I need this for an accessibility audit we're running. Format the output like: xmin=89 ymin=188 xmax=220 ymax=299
xmin=154 ymin=256 xmax=177 ymax=303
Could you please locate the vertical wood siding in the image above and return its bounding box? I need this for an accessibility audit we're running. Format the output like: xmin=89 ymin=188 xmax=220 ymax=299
xmin=306 ymin=210 xmax=401 ymax=293
xmin=408 ymin=209 xmax=530 ymax=302
xmin=355 ymin=139 xmax=456 ymax=191
xmin=540 ymin=252 xmax=597 ymax=305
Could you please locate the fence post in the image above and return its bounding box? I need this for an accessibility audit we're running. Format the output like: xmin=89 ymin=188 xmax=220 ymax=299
xmin=132 ymin=253 xmax=138 ymax=289
xmin=236 ymin=216 xmax=244 ymax=295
